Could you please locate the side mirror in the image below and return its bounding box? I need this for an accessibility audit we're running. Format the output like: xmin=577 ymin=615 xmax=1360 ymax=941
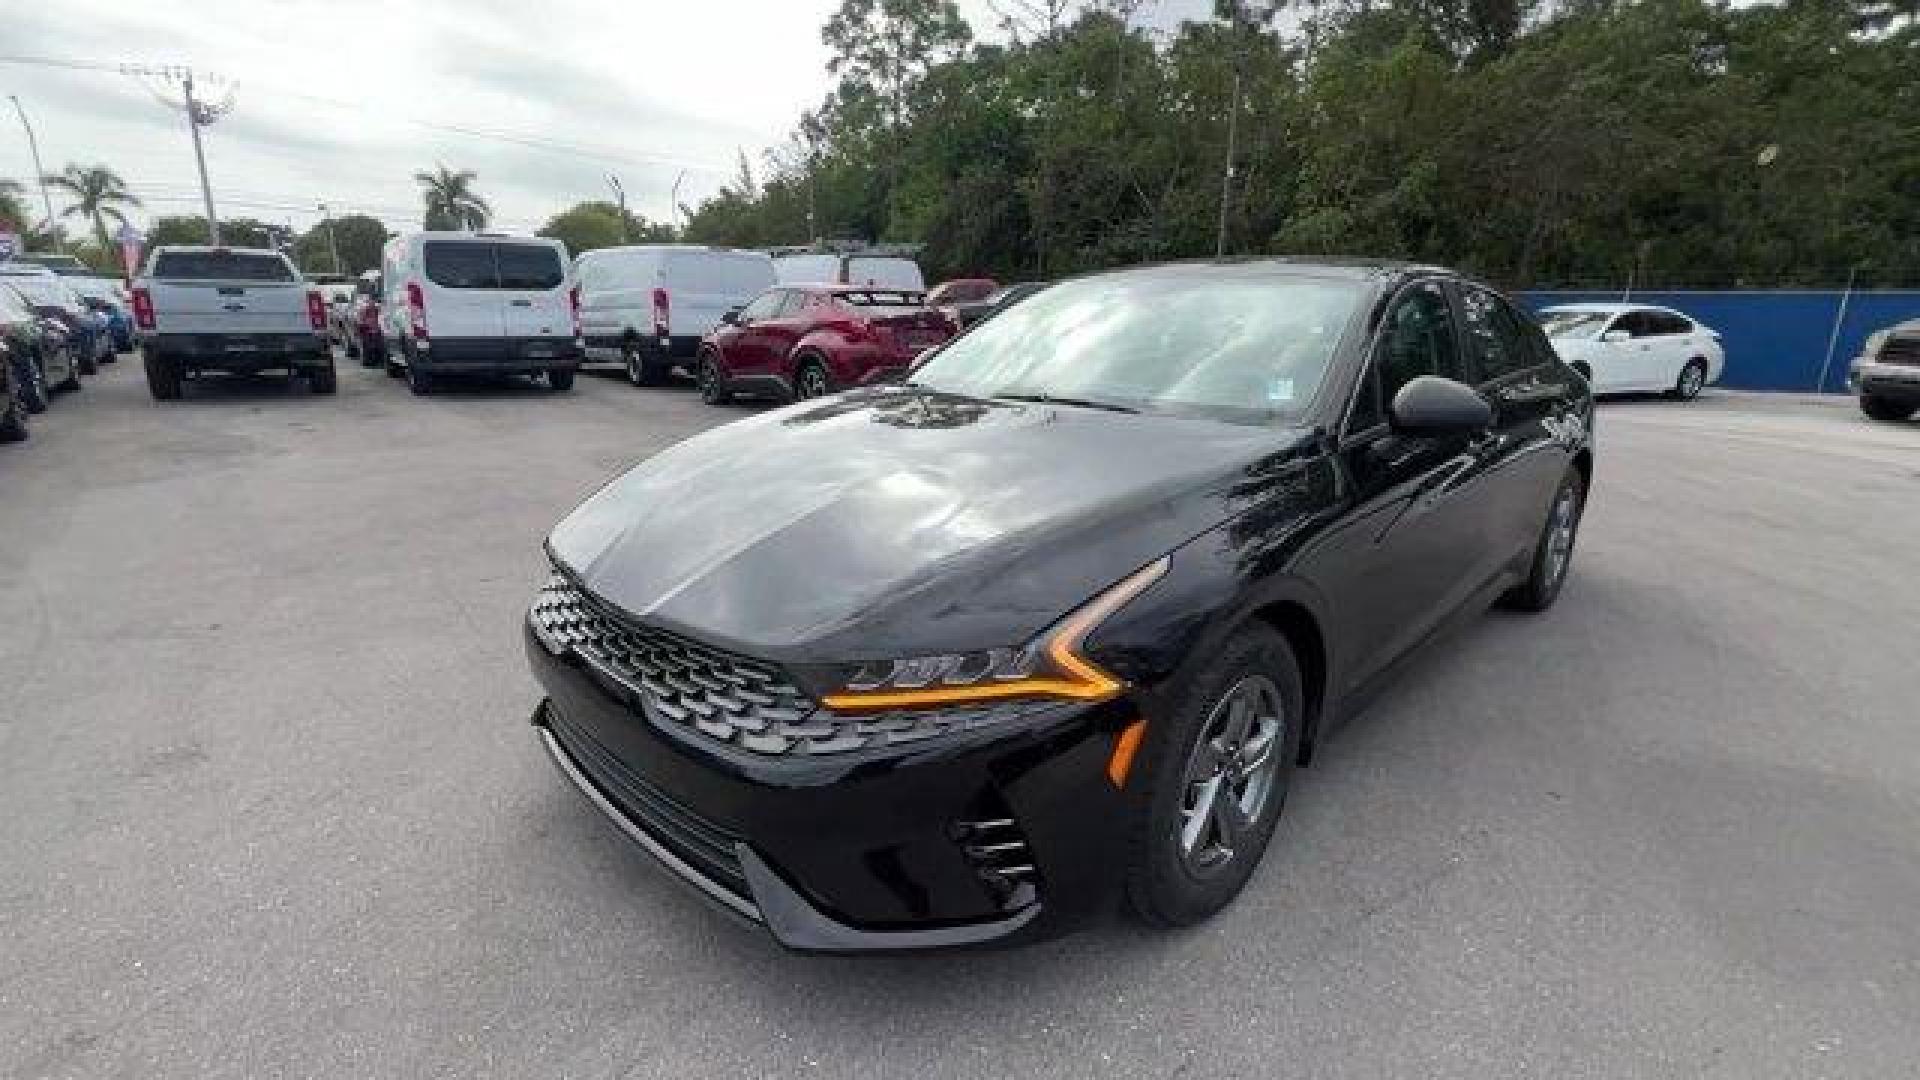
xmin=720 ymin=308 xmax=742 ymax=327
xmin=1601 ymin=329 xmax=1631 ymax=343
xmin=1389 ymin=376 xmax=1493 ymax=437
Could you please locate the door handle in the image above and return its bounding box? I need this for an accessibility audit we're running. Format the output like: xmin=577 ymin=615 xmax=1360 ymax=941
xmin=1499 ymin=382 xmax=1562 ymax=404
xmin=509 ymin=299 xmax=533 ymax=307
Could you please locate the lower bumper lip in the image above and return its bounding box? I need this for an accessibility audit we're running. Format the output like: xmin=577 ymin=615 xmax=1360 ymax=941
xmin=534 ymin=699 xmax=1051 ymax=953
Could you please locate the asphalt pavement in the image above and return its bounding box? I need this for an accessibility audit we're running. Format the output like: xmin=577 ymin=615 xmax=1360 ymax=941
xmin=2 ymin=358 xmax=1917 ymax=1079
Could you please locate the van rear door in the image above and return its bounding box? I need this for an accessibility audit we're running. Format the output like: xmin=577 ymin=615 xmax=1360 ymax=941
xmin=494 ymin=242 xmax=569 ymax=343
xmin=421 ymin=241 xmax=504 ymax=339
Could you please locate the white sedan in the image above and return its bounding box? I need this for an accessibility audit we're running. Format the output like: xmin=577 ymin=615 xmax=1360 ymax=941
xmin=1539 ymin=303 xmax=1725 ymax=400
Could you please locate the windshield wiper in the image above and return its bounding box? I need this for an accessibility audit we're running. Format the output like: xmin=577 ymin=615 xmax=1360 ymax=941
xmin=994 ymin=391 xmax=1139 ymax=414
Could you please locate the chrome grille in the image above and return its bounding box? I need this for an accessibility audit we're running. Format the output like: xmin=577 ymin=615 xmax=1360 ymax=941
xmin=530 ymin=575 xmax=1051 ymax=756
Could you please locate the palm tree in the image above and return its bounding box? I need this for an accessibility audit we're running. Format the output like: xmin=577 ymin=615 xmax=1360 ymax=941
xmin=42 ymin=164 xmax=141 ymax=252
xmin=413 ymin=164 xmax=490 ymax=231
xmin=0 ymin=178 xmax=27 ymax=231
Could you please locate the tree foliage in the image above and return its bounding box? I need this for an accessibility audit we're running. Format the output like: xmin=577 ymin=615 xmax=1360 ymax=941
xmin=414 ymin=164 xmax=490 ymax=231
xmin=42 ymin=163 xmax=141 ymax=253
xmin=686 ymin=0 xmax=1920 ymax=288
xmin=293 ymin=214 xmax=389 ymax=276
xmin=536 ymin=200 xmax=674 ymax=256
xmin=146 ymin=215 xmax=286 ymax=250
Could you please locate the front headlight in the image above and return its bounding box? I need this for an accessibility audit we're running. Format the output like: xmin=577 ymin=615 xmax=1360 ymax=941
xmin=816 ymin=556 xmax=1170 ymax=713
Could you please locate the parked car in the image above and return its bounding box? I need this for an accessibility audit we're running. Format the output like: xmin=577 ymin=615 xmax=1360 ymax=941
xmin=525 ymin=260 xmax=1595 ymax=951
xmin=696 ymin=285 xmax=957 ymax=405
xmin=346 ymin=270 xmax=384 ymax=367
xmin=926 ymin=277 xmax=998 ymax=307
xmin=773 ymin=252 xmax=926 ymax=290
xmin=0 ymin=266 xmax=98 ymax=379
xmin=6 ymin=252 xmax=94 ymax=277
xmin=574 ymin=245 xmax=776 ymax=385
xmin=0 ymin=281 xmax=80 ymax=409
xmin=323 ymin=283 xmax=355 ymax=346
xmin=0 ymin=334 xmax=27 ymax=442
xmin=134 ymin=245 xmax=335 ymax=399
xmin=948 ymin=280 xmax=1050 ymax=332
xmin=70 ymin=277 xmax=134 ymax=353
xmin=1849 ymin=318 xmax=1920 ymax=423
xmin=378 ymin=232 xmax=579 ymax=395
xmin=1537 ymin=303 xmax=1722 ymax=399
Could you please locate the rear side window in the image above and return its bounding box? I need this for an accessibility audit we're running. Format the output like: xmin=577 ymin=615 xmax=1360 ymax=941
xmin=151 ymin=250 xmax=295 ymax=282
xmin=422 ymin=242 xmax=563 ymax=290
xmin=1459 ymin=286 xmax=1537 ymax=382
xmin=836 ymin=290 xmax=925 ymax=309
xmin=1649 ymin=311 xmax=1693 ymax=335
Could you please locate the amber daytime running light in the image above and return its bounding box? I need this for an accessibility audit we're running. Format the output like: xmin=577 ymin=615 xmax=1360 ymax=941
xmin=821 ymin=557 xmax=1171 ymax=712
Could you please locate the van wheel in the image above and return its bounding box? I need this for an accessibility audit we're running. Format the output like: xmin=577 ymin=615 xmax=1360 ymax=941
xmin=697 ymin=352 xmax=731 ymax=406
xmin=548 ymin=368 xmax=575 ymax=392
xmin=308 ymin=360 xmax=337 ymax=395
xmin=145 ymin=351 xmax=183 ymax=401
xmin=624 ymin=340 xmax=667 ymax=386
xmin=406 ymin=362 xmax=434 ymax=396
xmin=794 ymin=357 xmax=833 ymax=401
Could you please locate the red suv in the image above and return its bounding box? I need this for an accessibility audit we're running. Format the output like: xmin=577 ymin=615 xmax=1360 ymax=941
xmin=696 ymin=285 xmax=955 ymax=406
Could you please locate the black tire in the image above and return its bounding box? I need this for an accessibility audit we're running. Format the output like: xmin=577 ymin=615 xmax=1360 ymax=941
xmin=0 ymin=381 xmax=28 ymax=442
xmin=1860 ymin=395 xmax=1916 ymax=423
xmin=385 ymin=354 xmax=404 ymax=378
xmin=1499 ymin=467 xmax=1587 ymax=613
xmin=696 ymin=352 xmax=731 ymax=406
xmin=548 ymin=367 xmax=575 ymax=392
xmin=624 ymin=339 xmax=669 ymax=386
xmin=15 ymin=356 xmax=49 ymax=414
xmin=144 ymin=350 xmax=183 ymax=401
xmin=1124 ymin=624 xmax=1305 ymax=928
xmin=77 ymin=344 xmax=98 ymax=377
xmin=308 ymin=360 xmax=337 ymax=395
xmin=1670 ymin=358 xmax=1706 ymax=400
xmin=793 ymin=356 xmax=834 ymax=401
xmin=54 ymin=352 xmax=82 ymax=393
xmin=405 ymin=360 xmax=434 ymax=396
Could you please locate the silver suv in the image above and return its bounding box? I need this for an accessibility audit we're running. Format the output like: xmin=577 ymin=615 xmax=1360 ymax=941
xmin=1850 ymin=319 xmax=1920 ymax=423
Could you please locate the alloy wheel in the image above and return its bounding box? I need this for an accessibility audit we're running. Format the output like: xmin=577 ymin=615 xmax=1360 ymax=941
xmin=1544 ymin=483 xmax=1580 ymax=588
xmin=798 ymin=364 xmax=829 ymax=400
xmin=1177 ymin=675 xmax=1286 ymax=877
xmin=1679 ymin=364 xmax=1704 ymax=399
xmin=625 ymin=342 xmax=644 ymax=386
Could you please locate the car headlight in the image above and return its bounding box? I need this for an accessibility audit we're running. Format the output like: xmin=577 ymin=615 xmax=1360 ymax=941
xmin=816 ymin=556 xmax=1169 ymax=713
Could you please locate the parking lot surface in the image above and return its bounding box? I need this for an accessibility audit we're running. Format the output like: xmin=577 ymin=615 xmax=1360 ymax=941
xmin=3 ymin=361 xmax=1917 ymax=1079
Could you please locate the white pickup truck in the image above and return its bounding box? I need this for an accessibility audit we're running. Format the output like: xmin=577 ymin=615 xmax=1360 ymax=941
xmin=133 ymin=246 xmax=335 ymax=400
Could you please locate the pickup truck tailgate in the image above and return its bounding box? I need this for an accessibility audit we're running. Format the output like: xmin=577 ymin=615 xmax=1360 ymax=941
xmin=148 ymin=281 xmax=311 ymax=334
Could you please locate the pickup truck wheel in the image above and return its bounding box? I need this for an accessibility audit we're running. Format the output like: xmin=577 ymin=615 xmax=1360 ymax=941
xmin=144 ymin=351 xmax=183 ymax=401
xmin=308 ymin=360 xmax=337 ymax=395
xmin=548 ymin=368 xmax=575 ymax=392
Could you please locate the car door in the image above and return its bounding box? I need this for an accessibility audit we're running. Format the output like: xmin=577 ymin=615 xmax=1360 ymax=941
xmin=1648 ymin=310 xmax=1698 ymax=386
xmin=1307 ymin=278 xmax=1497 ymax=694
xmin=1457 ymin=284 xmax=1577 ymax=569
xmin=494 ymin=242 xmax=569 ymax=346
xmin=721 ymin=289 xmax=790 ymax=381
xmin=757 ymin=290 xmax=817 ymax=384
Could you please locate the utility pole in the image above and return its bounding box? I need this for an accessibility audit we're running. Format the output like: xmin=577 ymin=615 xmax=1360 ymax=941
xmin=606 ymin=174 xmax=630 ymax=243
xmin=124 ymin=65 xmax=235 ymax=245
xmin=670 ymin=170 xmax=687 ymax=237
xmin=1215 ymin=61 xmax=1240 ymax=260
xmin=318 ymin=203 xmax=342 ymax=273
xmin=7 ymin=94 xmax=62 ymax=252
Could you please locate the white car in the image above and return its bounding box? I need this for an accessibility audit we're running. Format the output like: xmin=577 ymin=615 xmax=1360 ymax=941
xmin=573 ymin=245 xmax=775 ymax=385
xmin=1539 ymin=303 xmax=1724 ymax=399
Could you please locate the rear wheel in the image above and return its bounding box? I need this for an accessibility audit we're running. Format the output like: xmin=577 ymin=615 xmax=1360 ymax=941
xmin=1125 ymin=625 xmax=1304 ymax=928
xmin=548 ymin=367 xmax=575 ymax=392
xmin=696 ymin=352 xmax=731 ymax=406
xmin=624 ymin=339 xmax=668 ymax=386
xmin=15 ymin=355 xmax=49 ymax=413
xmin=307 ymin=359 xmax=337 ymax=395
xmin=1500 ymin=467 xmax=1586 ymax=612
xmin=0 ymin=378 xmax=28 ymax=442
xmin=144 ymin=351 xmax=183 ymax=401
xmin=405 ymin=360 xmax=434 ymax=396
xmin=1670 ymin=359 xmax=1706 ymax=400
xmin=794 ymin=357 xmax=833 ymax=401
xmin=76 ymin=344 xmax=98 ymax=377
xmin=54 ymin=350 xmax=82 ymax=393
xmin=1860 ymin=395 xmax=1916 ymax=423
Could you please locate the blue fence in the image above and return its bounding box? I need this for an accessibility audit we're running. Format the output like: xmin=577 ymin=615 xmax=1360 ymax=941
xmin=1517 ymin=290 xmax=1920 ymax=393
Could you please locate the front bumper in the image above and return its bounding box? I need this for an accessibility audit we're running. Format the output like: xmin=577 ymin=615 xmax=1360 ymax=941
xmin=525 ymin=620 xmax=1136 ymax=952
xmin=1855 ymin=360 xmax=1920 ymax=404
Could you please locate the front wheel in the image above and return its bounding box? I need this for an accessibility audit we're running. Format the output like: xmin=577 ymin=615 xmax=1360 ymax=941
xmin=793 ymin=357 xmax=833 ymax=401
xmin=76 ymin=344 xmax=98 ymax=377
xmin=1670 ymin=359 xmax=1706 ymax=400
xmin=0 ymin=381 xmax=28 ymax=442
xmin=15 ymin=356 xmax=49 ymax=413
xmin=1125 ymin=625 xmax=1304 ymax=928
xmin=696 ymin=353 xmax=731 ymax=406
xmin=1500 ymin=467 xmax=1586 ymax=612
xmin=1860 ymin=396 xmax=1916 ymax=423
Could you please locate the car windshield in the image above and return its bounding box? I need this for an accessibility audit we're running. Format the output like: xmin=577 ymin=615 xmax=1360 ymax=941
xmin=152 ymin=250 xmax=296 ymax=282
xmin=835 ymin=290 xmax=925 ymax=314
xmin=911 ymin=272 xmax=1362 ymax=424
xmin=1539 ymin=310 xmax=1614 ymax=338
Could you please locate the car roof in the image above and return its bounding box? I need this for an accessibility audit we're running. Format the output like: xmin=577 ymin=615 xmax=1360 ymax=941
xmin=0 ymin=263 xmax=58 ymax=276
xmin=150 ymin=245 xmax=284 ymax=255
xmin=1540 ymin=302 xmax=1683 ymax=315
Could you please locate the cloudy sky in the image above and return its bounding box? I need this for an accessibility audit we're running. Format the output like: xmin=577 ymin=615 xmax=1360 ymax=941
xmin=2 ymin=0 xmax=1215 ymax=240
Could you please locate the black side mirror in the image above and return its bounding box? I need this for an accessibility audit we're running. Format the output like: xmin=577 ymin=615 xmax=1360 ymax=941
xmin=720 ymin=308 xmax=743 ymax=327
xmin=1388 ymin=375 xmax=1493 ymax=437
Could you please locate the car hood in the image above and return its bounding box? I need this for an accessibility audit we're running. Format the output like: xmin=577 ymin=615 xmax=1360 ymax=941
xmin=548 ymin=388 xmax=1311 ymax=661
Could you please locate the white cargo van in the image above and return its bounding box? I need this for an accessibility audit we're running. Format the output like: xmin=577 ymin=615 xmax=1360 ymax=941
xmin=772 ymin=253 xmax=925 ymax=291
xmin=378 ymin=232 xmax=580 ymax=395
xmin=573 ymin=245 xmax=774 ymax=385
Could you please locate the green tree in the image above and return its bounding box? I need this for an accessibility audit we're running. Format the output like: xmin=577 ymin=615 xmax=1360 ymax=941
xmin=42 ymin=163 xmax=141 ymax=252
xmin=535 ymin=200 xmax=673 ymax=256
xmin=414 ymin=164 xmax=490 ymax=230
xmin=0 ymin=178 xmax=27 ymax=231
xmin=292 ymin=214 xmax=389 ymax=275
xmin=146 ymin=215 xmax=285 ymax=251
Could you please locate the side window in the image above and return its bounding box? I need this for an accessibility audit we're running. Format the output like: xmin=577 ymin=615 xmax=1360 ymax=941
xmin=1351 ymin=281 xmax=1462 ymax=432
xmin=771 ymin=291 xmax=809 ymax=318
xmin=1652 ymin=312 xmax=1693 ymax=335
xmin=1611 ymin=311 xmax=1649 ymax=338
xmin=1459 ymin=286 xmax=1537 ymax=382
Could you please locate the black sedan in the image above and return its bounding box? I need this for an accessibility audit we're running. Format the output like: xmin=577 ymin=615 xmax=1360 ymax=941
xmin=525 ymin=260 xmax=1594 ymax=951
